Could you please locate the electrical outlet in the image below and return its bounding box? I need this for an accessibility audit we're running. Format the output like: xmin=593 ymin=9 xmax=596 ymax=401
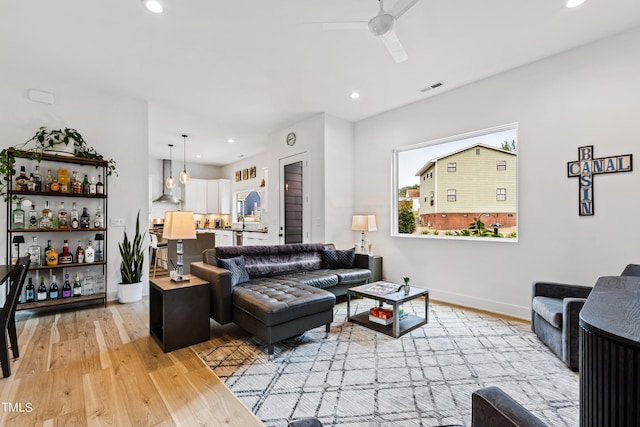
xmin=110 ymin=218 xmax=125 ymax=227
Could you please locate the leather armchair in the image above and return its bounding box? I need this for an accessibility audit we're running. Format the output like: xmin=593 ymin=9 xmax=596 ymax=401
xmin=531 ymin=281 xmax=591 ymax=370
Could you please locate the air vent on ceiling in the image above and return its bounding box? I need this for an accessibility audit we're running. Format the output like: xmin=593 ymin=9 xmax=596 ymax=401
xmin=420 ymin=81 xmax=444 ymax=93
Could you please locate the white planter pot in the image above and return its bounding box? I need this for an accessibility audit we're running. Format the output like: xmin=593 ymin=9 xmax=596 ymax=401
xmin=117 ymin=281 xmax=142 ymax=303
xmin=44 ymin=140 xmax=76 ymax=157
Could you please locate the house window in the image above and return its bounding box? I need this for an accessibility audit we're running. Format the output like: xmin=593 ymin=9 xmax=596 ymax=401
xmin=424 ymin=196 xmax=427 ymax=203
xmin=497 ymin=160 xmax=507 ymax=171
xmin=430 ymin=172 xmax=432 ymax=179
xmin=447 ymin=162 xmax=457 ymax=172
xmin=497 ymin=188 xmax=506 ymax=201
xmin=476 ymin=148 xmax=481 ymax=155
xmin=447 ymin=189 xmax=456 ymax=202
xmin=430 ymin=191 xmax=434 ymax=206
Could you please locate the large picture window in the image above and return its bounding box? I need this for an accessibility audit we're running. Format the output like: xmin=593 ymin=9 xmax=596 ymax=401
xmin=393 ymin=124 xmax=518 ymax=240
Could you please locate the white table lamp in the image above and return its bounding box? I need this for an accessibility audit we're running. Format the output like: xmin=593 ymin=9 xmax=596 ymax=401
xmin=351 ymin=215 xmax=377 ymax=254
xmin=163 ymin=211 xmax=197 ymax=282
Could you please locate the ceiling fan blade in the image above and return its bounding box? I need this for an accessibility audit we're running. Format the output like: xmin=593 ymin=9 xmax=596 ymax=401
xmin=389 ymin=0 xmax=420 ymax=19
xmin=321 ymin=21 xmax=368 ymax=30
xmin=381 ymin=29 xmax=408 ymax=63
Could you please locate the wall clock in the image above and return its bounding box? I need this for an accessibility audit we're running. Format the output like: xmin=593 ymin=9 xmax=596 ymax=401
xmin=286 ymin=132 xmax=296 ymax=146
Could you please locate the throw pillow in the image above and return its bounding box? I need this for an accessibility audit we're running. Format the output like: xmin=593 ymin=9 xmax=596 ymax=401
xmin=218 ymin=255 xmax=250 ymax=286
xmin=321 ymin=248 xmax=355 ymax=269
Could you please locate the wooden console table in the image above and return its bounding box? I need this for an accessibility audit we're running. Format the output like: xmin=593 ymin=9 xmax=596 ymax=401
xmin=579 ymin=275 xmax=640 ymax=427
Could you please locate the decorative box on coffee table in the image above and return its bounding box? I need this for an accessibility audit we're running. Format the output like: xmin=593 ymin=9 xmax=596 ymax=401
xmin=149 ymin=275 xmax=210 ymax=352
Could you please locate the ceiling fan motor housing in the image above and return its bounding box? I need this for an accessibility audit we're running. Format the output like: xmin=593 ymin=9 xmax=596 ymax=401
xmin=369 ymin=13 xmax=395 ymax=36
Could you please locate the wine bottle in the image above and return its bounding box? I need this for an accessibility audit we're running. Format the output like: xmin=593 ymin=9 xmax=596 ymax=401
xmin=96 ymin=174 xmax=104 ymax=195
xmin=62 ymin=274 xmax=72 ymax=298
xmin=37 ymin=277 xmax=47 ymax=301
xmin=89 ymin=176 xmax=96 ymax=195
xmin=34 ymin=165 xmax=42 ymax=192
xmin=45 ymin=169 xmax=53 ymax=192
xmin=25 ymin=277 xmax=35 ymax=302
xmin=73 ymin=274 xmax=82 ymax=297
xmin=49 ymin=275 xmax=59 ymax=300
xmin=82 ymin=174 xmax=90 ymax=195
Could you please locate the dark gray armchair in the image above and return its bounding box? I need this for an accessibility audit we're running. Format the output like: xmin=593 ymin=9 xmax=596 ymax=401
xmin=531 ymin=280 xmax=591 ymax=370
xmin=470 ymin=386 xmax=548 ymax=427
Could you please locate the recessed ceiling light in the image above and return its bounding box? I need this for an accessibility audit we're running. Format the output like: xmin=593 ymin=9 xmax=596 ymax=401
xmin=228 ymin=138 xmax=235 ymax=144
xmin=142 ymin=0 xmax=163 ymax=13
xmin=566 ymin=0 xmax=586 ymax=8
xmin=350 ymin=92 xmax=360 ymax=99
xmin=196 ymin=154 xmax=201 ymax=158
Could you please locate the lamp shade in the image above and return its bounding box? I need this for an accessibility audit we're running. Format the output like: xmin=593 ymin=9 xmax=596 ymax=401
xmin=12 ymin=235 xmax=25 ymax=244
xmin=351 ymin=215 xmax=377 ymax=232
xmin=94 ymin=233 xmax=105 ymax=241
xmin=162 ymin=211 xmax=197 ymax=240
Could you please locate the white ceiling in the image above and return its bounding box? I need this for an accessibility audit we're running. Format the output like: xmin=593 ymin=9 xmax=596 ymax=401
xmin=2 ymin=0 xmax=640 ymax=165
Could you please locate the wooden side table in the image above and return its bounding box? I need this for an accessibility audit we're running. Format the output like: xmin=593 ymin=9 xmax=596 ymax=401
xmin=149 ymin=275 xmax=210 ymax=352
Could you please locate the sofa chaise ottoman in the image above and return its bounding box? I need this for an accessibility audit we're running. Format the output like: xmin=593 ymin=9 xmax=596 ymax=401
xmin=191 ymin=243 xmax=373 ymax=354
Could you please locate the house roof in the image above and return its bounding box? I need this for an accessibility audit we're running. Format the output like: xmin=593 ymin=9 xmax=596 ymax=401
xmin=406 ymin=189 xmax=420 ymax=198
xmin=415 ymin=144 xmax=516 ymax=176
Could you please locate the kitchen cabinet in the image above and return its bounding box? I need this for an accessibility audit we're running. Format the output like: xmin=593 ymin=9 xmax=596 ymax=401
xmin=183 ymin=178 xmax=207 ymax=213
xmin=214 ymin=230 xmax=233 ymax=247
xmin=207 ymin=179 xmax=231 ymax=214
xmin=243 ymin=233 xmax=269 ymax=246
xmin=184 ymin=179 xmax=230 ymax=214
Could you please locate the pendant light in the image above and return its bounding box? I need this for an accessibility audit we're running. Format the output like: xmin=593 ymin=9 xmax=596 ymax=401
xmin=179 ymin=134 xmax=191 ymax=185
xmin=165 ymin=144 xmax=177 ymax=189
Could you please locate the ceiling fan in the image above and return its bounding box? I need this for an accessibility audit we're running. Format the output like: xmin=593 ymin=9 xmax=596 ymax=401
xmin=323 ymin=0 xmax=420 ymax=63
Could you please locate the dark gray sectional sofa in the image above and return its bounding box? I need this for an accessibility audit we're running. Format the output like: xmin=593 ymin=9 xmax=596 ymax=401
xmin=191 ymin=243 xmax=373 ymax=354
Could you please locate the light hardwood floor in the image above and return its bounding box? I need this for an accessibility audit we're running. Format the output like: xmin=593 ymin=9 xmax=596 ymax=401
xmin=0 ymin=298 xmax=265 ymax=426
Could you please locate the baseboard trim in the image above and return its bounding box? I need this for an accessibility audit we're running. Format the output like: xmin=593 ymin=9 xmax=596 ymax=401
xmin=429 ymin=289 xmax=530 ymax=321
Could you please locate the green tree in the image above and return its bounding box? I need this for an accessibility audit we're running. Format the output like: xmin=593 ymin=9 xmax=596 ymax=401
xmin=468 ymin=217 xmax=492 ymax=237
xmin=501 ymin=139 xmax=516 ymax=152
xmin=398 ymin=205 xmax=416 ymax=234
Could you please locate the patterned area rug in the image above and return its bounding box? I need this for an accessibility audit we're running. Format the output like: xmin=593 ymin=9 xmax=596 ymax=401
xmin=198 ymin=299 xmax=578 ymax=427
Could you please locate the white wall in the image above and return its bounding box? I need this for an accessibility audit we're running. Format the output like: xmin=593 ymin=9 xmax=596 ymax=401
xmin=352 ymin=28 xmax=640 ymax=319
xmin=324 ymin=115 xmax=355 ymax=248
xmin=0 ymin=64 xmax=149 ymax=299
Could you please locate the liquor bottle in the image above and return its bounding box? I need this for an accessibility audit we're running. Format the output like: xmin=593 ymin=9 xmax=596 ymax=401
xmin=39 ymin=200 xmax=54 ymax=229
xmin=28 ymin=204 xmax=38 ymax=229
xmin=12 ymin=201 xmax=25 ymax=229
xmin=11 ymin=243 xmax=19 ymax=265
xmin=28 ymin=236 xmax=41 ymax=267
xmin=15 ymin=166 xmax=29 ymax=191
xmin=95 ymin=239 xmax=103 ymax=262
xmin=58 ymin=168 xmax=68 ymax=193
xmin=82 ymin=174 xmax=90 ymax=195
xmin=76 ymin=240 xmax=84 ymax=263
xmin=72 ymin=171 xmax=82 ymax=194
xmin=70 ymin=202 xmax=79 ymax=229
xmin=62 ymin=274 xmax=72 ymax=298
xmin=83 ymin=275 xmax=94 ymax=295
xmin=80 ymin=207 xmax=90 ymax=228
xmin=25 ymin=277 xmax=35 ymax=302
xmin=85 ymin=240 xmax=95 ymax=263
xmin=50 ymin=177 xmax=60 ymax=192
xmin=34 ymin=165 xmax=42 ymax=192
xmin=37 ymin=277 xmax=47 ymax=301
xmin=59 ymin=240 xmax=73 ymax=264
xmin=45 ymin=169 xmax=53 ymax=192
xmin=96 ymin=174 xmax=104 ymax=195
xmin=57 ymin=201 xmax=68 ymax=229
xmin=46 ymin=245 xmax=59 ymax=266
xmin=94 ymin=205 xmax=104 ymax=228
xmin=89 ymin=176 xmax=96 ymax=195
xmin=44 ymin=240 xmax=52 ymax=260
xmin=28 ymin=173 xmax=36 ymax=191
xmin=73 ymin=274 xmax=82 ymax=297
xmin=49 ymin=275 xmax=59 ymax=300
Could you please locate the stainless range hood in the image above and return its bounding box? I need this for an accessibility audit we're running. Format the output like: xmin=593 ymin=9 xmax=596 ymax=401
xmin=152 ymin=159 xmax=183 ymax=204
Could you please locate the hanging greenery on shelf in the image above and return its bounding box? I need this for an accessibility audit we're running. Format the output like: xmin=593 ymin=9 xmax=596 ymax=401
xmin=0 ymin=127 xmax=118 ymax=201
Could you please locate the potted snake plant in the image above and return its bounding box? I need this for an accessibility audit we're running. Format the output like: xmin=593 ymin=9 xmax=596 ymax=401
xmin=117 ymin=211 xmax=146 ymax=303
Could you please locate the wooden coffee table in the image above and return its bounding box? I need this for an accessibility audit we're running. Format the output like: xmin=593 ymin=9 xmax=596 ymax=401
xmin=347 ymin=281 xmax=429 ymax=338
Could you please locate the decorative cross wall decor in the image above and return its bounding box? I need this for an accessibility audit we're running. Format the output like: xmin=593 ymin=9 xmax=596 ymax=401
xmin=567 ymin=146 xmax=632 ymax=216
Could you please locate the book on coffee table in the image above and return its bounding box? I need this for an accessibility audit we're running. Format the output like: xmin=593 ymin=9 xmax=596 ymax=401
xmin=366 ymin=282 xmax=399 ymax=295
